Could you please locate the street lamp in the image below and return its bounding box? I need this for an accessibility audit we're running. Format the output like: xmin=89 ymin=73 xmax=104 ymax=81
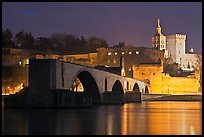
xmin=168 ymin=83 xmax=170 ymax=95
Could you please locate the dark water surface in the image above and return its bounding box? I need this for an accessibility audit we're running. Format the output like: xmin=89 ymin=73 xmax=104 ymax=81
xmin=2 ymin=101 xmax=202 ymax=135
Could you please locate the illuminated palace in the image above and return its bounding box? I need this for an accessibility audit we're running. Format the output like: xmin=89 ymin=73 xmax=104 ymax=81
xmin=152 ymin=19 xmax=200 ymax=71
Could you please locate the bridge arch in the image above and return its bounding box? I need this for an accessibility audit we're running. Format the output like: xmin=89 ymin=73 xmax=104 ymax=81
xmin=74 ymin=70 xmax=101 ymax=105
xmin=112 ymin=80 xmax=124 ymax=93
xmin=133 ymin=83 xmax=140 ymax=92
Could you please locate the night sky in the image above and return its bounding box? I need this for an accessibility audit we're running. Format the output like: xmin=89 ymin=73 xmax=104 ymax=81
xmin=2 ymin=2 xmax=202 ymax=53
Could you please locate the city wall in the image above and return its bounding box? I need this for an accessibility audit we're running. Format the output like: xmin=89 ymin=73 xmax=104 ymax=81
xmin=155 ymin=74 xmax=200 ymax=94
xmin=133 ymin=64 xmax=201 ymax=94
xmin=140 ymin=74 xmax=200 ymax=94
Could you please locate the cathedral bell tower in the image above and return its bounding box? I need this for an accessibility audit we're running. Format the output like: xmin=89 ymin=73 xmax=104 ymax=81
xmin=152 ymin=18 xmax=168 ymax=58
xmin=152 ymin=19 xmax=166 ymax=50
xmin=157 ymin=18 xmax=162 ymax=34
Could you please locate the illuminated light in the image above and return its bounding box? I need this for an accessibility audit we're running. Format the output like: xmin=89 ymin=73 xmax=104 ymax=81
xmin=108 ymin=52 xmax=111 ymax=55
xmin=19 ymin=61 xmax=22 ymax=66
xmin=136 ymin=51 xmax=139 ymax=54
xmin=20 ymin=83 xmax=23 ymax=89
xmin=129 ymin=51 xmax=132 ymax=55
xmin=113 ymin=60 xmax=116 ymax=64
xmin=7 ymin=86 xmax=10 ymax=89
xmin=73 ymin=78 xmax=84 ymax=92
xmin=122 ymin=52 xmax=124 ymax=55
xmin=25 ymin=59 xmax=29 ymax=64
xmin=115 ymin=52 xmax=117 ymax=55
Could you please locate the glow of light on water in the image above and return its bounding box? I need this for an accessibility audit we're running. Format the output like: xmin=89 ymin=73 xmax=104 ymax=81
xmin=190 ymin=126 xmax=195 ymax=135
xmin=122 ymin=104 xmax=128 ymax=135
xmin=181 ymin=108 xmax=186 ymax=135
xmin=107 ymin=114 xmax=113 ymax=135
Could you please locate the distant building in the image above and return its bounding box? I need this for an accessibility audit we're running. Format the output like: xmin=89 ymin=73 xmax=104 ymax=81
xmin=152 ymin=19 xmax=168 ymax=58
xmin=152 ymin=19 xmax=201 ymax=71
xmin=166 ymin=34 xmax=200 ymax=71
xmin=96 ymin=46 xmax=164 ymax=78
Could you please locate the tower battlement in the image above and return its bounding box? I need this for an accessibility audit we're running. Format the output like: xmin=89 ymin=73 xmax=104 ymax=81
xmin=97 ymin=46 xmax=153 ymax=52
xmin=166 ymin=34 xmax=186 ymax=39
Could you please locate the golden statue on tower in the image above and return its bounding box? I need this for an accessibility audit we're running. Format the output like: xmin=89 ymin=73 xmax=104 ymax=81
xmin=157 ymin=18 xmax=160 ymax=28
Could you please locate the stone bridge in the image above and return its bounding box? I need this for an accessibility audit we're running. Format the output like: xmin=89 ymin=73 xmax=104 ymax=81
xmin=4 ymin=59 xmax=149 ymax=108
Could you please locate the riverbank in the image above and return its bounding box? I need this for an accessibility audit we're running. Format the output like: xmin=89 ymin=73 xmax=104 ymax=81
xmin=142 ymin=94 xmax=202 ymax=101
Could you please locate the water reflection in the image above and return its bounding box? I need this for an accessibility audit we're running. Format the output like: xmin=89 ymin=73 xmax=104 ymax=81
xmin=2 ymin=102 xmax=202 ymax=135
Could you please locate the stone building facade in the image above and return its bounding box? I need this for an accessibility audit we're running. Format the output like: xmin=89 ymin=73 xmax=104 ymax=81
xmin=152 ymin=19 xmax=201 ymax=71
xmin=96 ymin=47 xmax=164 ymax=78
xmin=166 ymin=34 xmax=200 ymax=71
xmin=152 ymin=19 xmax=168 ymax=58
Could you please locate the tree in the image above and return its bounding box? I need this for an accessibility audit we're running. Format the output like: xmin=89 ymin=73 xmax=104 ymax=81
xmin=50 ymin=33 xmax=66 ymax=54
xmin=163 ymin=62 xmax=180 ymax=76
xmin=2 ymin=29 xmax=16 ymax=48
xmin=15 ymin=29 xmax=35 ymax=50
xmin=35 ymin=37 xmax=52 ymax=51
xmin=15 ymin=29 xmax=25 ymax=47
xmin=87 ymin=36 xmax=109 ymax=52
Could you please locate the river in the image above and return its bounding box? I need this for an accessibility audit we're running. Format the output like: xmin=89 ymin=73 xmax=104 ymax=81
xmin=2 ymin=101 xmax=202 ymax=135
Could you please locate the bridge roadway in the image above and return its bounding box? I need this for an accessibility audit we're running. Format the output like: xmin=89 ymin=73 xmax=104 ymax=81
xmin=4 ymin=59 xmax=149 ymax=108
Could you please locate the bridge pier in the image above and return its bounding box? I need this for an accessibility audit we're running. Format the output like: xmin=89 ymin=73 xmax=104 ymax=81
xmin=125 ymin=91 xmax=141 ymax=103
xmin=102 ymin=91 xmax=124 ymax=105
xmin=55 ymin=89 xmax=92 ymax=108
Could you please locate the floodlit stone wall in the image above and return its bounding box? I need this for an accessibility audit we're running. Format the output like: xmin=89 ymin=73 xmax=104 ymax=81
xmin=133 ymin=64 xmax=201 ymax=94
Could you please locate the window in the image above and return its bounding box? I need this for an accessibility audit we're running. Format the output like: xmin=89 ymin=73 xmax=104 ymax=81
xmin=107 ymin=60 xmax=110 ymax=64
xmin=108 ymin=52 xmax=111 ymax=55
xmin=153 ymin=73 xmax=155 ymax=75
xmin=142 ymin=73 xmax=144 ymax=75
xmin=113 ymin=60 xmax=116 ymax=64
